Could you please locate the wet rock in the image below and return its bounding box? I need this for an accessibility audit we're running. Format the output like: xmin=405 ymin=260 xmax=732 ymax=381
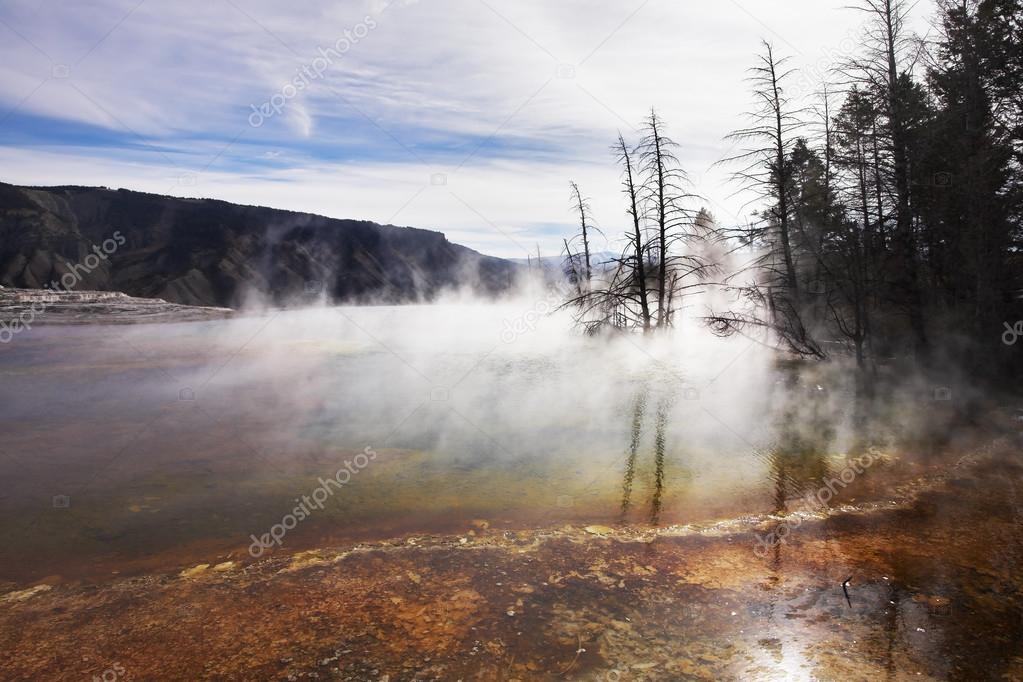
xmin=178 ymin=564 xmax=209 ymax=578
xmin=1 ymin=584 xmax=52 ymax=602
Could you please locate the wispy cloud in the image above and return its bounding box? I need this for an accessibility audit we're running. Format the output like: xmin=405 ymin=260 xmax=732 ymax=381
xmin=0 ymin=0 xmax=934 ymax=257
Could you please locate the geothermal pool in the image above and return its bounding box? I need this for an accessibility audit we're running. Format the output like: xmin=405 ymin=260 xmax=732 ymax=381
xmin=1 ymin=302 xmax=1021 ymax=680
xmin=0 ymin=302 xmax=779 ymax=581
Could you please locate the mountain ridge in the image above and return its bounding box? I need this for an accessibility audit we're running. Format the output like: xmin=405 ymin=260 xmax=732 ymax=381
xmin=0 ymin=182 xmax=521 ymax=308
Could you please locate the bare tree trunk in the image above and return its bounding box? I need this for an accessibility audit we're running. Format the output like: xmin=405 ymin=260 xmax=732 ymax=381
xmin=876 ymin=0 xmax=929 ymax=358
xmin=822 ymin=85 xmax=834 ymax=205
xmin=857 ymin=138 xmax=876 ymax=375
xmin=870 ymin=118 xmax=887 ymax=250
xmin=615 ymin=133 xmax=653 ymax=331
xmin=569 ymin=182 xmax=592 ymax=285
xmin=767 ymin=44 xmax=799 ymax=297
xmin=649 ymin=114 xmax=670 ymax=327
xmin=564 ymin=238 xmax=582 ymax=297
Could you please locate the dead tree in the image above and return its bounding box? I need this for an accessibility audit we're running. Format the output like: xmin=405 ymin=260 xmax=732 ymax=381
xmin=562 ymin=238 xmax=584 ymax=298
xmin=714 ymin=41 xmax=825 ymax=358
xmin=569 ymin=181 xmax=593 ymax=287
xmin=637 ymin=109 xmax=704 ymax=328
xmin=561 ymin=112 xmax=713 ymax=334
xmin=613 ymin=132 xmax=653 ymax=331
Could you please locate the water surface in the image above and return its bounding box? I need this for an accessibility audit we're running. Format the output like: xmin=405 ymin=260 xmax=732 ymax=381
xmin=2 ymin=303 xmax=1020 ymax=680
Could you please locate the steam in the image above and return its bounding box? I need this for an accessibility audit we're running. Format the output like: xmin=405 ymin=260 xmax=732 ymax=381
xmin=0 ymin=270 xmax=981 ymax=575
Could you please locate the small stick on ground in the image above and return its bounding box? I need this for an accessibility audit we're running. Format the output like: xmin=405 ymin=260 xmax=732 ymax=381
xmin=558 ymin=632 xmax=585 ymax=677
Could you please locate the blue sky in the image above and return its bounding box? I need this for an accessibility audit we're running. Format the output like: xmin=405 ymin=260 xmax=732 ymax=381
xmin=0 ymin=0 xmax=933 ymax=258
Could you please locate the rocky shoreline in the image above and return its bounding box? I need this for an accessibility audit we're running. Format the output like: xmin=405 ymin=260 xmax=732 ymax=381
xmin=2 ymin=444 xmax=1021 ymax=680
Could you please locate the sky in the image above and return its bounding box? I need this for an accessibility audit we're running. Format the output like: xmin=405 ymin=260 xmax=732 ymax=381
xmin=0 ymin=0 xmax=934 ymax=259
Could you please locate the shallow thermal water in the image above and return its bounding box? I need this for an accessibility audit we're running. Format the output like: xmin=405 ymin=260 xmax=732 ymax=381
xmin=0 ymin=301 xmax=788 ymax=581
xmin=1 ymin=301 xmax=1021 ymax=680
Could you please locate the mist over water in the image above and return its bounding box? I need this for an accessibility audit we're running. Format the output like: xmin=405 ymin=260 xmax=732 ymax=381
xmin=0 ymin=285 xmax=953 ymax=584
